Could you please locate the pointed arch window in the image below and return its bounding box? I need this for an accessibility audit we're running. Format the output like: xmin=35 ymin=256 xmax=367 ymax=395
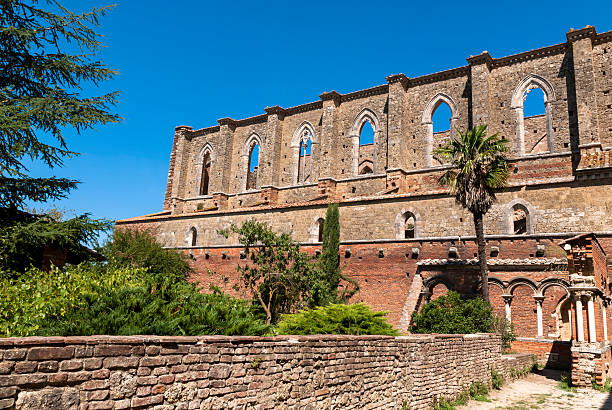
xmin=503 ymin=199 xmax=536 ymax=235
xmin=242 ymin=134 xmax=262 ymax=191
xmin=298 ymin=131 xmax=312 ymax=183
xmin=200 ymin=151 xmax=211 ymax=195
xmin=358 ymin=121 xmax=374 ymax=174
xmin=422 ymin=93 xmax=458 ymax=167
xmin=186 ymin=226 xmax=197 ymax=247
xmin=350 ymin=109 xmax=381 ymax=176
xmin=291 ymin=122 xmax=318 ymax=185
xmin=317 ymin=218 xmax=325 ymax=242
xmin=394 ymin=209 xmax=420 ymax=239
xmin=511 ymin=74 xmax=556 ymax=155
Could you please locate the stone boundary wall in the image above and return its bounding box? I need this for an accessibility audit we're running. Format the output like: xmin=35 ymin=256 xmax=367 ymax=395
xmin=0 ymin=334 xmax=533 ymax=410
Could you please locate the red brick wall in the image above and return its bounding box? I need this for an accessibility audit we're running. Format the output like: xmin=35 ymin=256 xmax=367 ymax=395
xmin=0 ymin=334 xmax=533 ymax=409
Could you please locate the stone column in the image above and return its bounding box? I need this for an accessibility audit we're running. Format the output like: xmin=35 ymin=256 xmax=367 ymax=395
xmin=535 ymin=295 xmax=544 ymax=338
xmin=502 ymin=294 xmax=513 ymax=322
xmin=587 ymin=295 xmax=597 ymax=342
xmin=575 ymin=295 xmax=585 ymax=342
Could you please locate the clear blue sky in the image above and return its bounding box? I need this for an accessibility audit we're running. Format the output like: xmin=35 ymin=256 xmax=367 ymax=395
xmin=30 ymin=0 xmax=611 ymax=225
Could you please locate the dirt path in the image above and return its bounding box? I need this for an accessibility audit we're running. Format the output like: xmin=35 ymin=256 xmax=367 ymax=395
xmin=456 ymin=369 xmax=612 ymax=410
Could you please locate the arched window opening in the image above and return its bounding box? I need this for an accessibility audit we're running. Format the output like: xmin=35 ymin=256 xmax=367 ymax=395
xmin=358 ymin=121 xmax=374 ymax=175
xmin=317 ymin=218 xmax=325 ymax=242
xmin=522 ymin=87 xmax=548 ymax=154
xmin=247 ymin=142 xmax=259 ymax=190
xmin=432 ymin=101 xmax=452 ymax=166
xmin=199 ymin=152 xmax=211 ymax=195
xmin=187 ymin=227 xmax=197 ymax=247
xmin=298 ymin=133 xmax=312 ymax=183
xmin=422 ymin=94 xmax=458 ymax=168
xmin=432 ymin=101 xmax=452 ymax=133
xmin=404 ymin=213 xmax=415 ymax=239
xmin=511 ymin=75 xmax=555 ymax=155
xmin=512 ymin=204 xmax=528 ymax=235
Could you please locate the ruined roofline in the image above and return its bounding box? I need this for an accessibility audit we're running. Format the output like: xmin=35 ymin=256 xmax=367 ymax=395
xmin=180 ymin=26 xmax=610 ymax=136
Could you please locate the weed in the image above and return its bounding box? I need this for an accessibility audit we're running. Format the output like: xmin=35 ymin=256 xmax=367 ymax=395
xmin=558 ymin=373 xmax=577 ymax=392
xmin=491 ymin=369 xmax=504 ymax=390
xmin=250 ymin=358 xmax=262 ymax=369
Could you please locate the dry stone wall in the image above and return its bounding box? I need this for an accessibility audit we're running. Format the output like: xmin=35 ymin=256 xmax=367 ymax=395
xmin=0 ymin=334 xmax=532 ymax=410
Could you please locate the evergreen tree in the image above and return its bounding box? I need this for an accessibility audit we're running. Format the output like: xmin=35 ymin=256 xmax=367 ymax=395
xmin=318 ymin=203 xmax=358 ymax=304
xmin=0 ymin=1 xmax=118 ymax=268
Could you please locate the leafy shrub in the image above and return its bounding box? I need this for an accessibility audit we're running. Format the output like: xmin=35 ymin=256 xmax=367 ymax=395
xmin=494 ymin=315 xmax=517 ymax=351
xmin=491 ymin=369 xmax=504 ymax=390
xmin=0 ymin=230 xmax=270 ymax=337
xmin=102 ymin=228 xmax=192 ymax=281
xmin=275 ymin=303 xmax=399 ymax=336
xmin=37 ymin=281 xmax=269 ymax=337
xmin=0 ymin=264 xmax=143 ymax=337
xmin=410 ymin=291 xmax=494 ymax=334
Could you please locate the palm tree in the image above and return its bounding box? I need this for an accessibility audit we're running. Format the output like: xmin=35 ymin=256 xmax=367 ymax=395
xmin=434 ymin=125 xmax=509 ymax=302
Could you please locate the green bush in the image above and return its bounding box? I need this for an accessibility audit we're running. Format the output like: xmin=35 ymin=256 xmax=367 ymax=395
xmin=410 ymin=291 xmax=494 ymax=334
xmin=491 ymin=369 xmax=504 ymax=390
xmin=0 ymin=230 xmax=271 ymax=337
xmin=275 ymin=303 xmax=399 ymax=336
xmin=0 ymin=264 xmax=143 ymax=337
xmin=102 ymin=228 xmax=192 ymax=281
xmin=494 ymin=315 xmax=517 ymax=351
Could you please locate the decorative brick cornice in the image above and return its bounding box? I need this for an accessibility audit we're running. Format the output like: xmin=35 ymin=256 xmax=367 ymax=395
xmin=467 ymin=51 xmax=493 ymax=68
xmin=190 ymin=125 xmax=220 ymax=138
xmin=341 ymin=84 xmax=388 ymax=102
xmin=264 ymin=105 xmax=286 ymax=120
xmin=235 ymin=114 xmax=268 ymax=127
xmin=385 ymin=73 xmax=410 ymax=90
xmin=409 ymin=66 xmax=469 ymax=87
xmin=174 ymin=125 xmax=192 ymax=134
xmin=566 ymin=26 xmax=596 ymax=43
xmin=283 ymin=100 xmax=323 ymax=116
xmin=217 ymin=117 xmax=237 ymax=131
xmin=319 ymin=90 xmax=342 ymax=105
xmin=594 ymin=30 xmax=612 ymax=45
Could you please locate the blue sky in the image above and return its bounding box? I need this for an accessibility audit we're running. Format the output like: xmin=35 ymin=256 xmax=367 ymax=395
xmin=29 ymin=0 xmax=611 ymax=225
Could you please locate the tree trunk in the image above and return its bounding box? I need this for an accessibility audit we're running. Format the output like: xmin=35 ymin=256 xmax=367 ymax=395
xmin=473 ymin=211 xmax=490 ymax=302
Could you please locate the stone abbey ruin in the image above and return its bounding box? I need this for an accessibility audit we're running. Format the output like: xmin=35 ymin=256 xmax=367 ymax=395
xmin=118 ymin=26 xmax=612 ymax=386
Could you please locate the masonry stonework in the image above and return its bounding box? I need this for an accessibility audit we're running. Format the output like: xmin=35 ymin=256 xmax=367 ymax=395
xmin=118 ymin=26 xmax=612 ymax=385
xmin=0 ymin=334 xmax=533 ymax=410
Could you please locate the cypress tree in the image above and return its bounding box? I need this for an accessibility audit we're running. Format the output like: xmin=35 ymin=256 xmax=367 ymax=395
xmin=319 ymin=203 xmax=341 ymax=304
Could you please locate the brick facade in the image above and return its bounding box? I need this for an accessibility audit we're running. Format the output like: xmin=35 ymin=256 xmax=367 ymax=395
xmin=117 ymin=26 xmax=612 ymax=386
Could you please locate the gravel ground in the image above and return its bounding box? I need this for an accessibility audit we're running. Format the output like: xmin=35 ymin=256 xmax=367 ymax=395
xmin=456 ymin=369 xmax=612 ymax=410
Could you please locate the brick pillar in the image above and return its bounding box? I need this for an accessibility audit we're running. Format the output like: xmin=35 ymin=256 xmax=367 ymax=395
xmin=566 ymin=26 xmax=600 ymax=148
xmin=263 ymin=106 xmax=285 ymax=187
xmin=319 ymin=91 xmax=341 ymax=176
xmin=217 ymin=118 xmax=237 ymax=193
xmin=467 ymin=51 xmax=493 ymax=129
xmin=385 ymin=74 xmax=409 ymax=171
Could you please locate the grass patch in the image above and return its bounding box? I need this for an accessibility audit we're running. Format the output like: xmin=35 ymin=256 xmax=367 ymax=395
xmin=592 ymin=379 xmax=612 ymax=392
xmin=473 ymin=394 xmax=491 ymax=402
xmin=558 ymin=373 xmax=577 ymax=392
